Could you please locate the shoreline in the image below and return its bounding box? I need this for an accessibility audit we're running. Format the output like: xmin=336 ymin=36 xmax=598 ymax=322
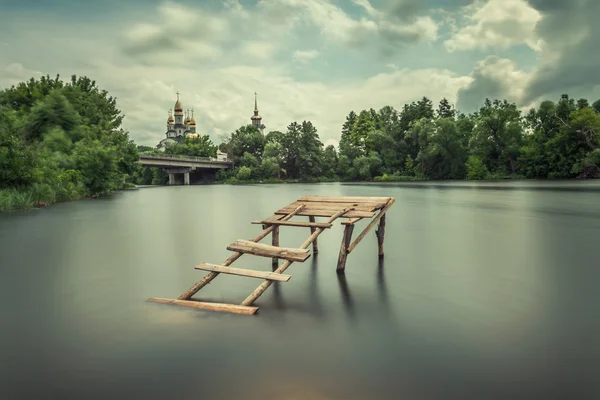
xmin=3 ymin=178 xmax=599 ymax=213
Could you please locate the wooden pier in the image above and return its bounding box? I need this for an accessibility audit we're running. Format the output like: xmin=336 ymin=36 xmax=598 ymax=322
xmin=148 ymin=195 xmax=395 ymax=315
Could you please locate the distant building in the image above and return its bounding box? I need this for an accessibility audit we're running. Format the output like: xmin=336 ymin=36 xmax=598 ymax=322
xmin=156 ymin=91 xmax=265 ymax=152
xmin=216 ymin=150 xmax=228 ymax=161
xmin=251 ymin=92 xmax=266 ymax=133
xmin=157 ymin=92 xmax=198 ymax=150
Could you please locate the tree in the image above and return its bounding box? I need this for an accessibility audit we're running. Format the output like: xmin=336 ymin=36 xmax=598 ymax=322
xmin=226 ymin=125 xmax=265 ymax=164
xmin=466 ymin=156 xmax=488 ymax=180
xmin=469 ymin=99 xmax=524 ymax=175
xmin=437 ymin=98 xmax=456 ymax=119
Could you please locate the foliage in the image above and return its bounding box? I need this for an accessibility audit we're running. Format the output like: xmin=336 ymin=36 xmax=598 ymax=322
xmin=0 ymin=74 xmax=139 ymax=211
xmin=214 ymin=93 xmax=599 ymax=184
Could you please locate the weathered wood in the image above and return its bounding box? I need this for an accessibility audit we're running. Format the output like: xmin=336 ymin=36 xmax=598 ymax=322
xmin=341 ymin=217 xmax=362 ymax=225
xmin=227 ymin=240 xmax=310 ymax=262
xmin=376 ymin=213 xmax=386 ymax=259
xmin=177 ymin=204 xmax=305 ymax=300
xmin=347 ymin=198 xmax=395 ymax=254
xmin=251 ymin=220 xmax=332 ymax=229
xmin=298 ymin=195 xmax=391 ymax=204
xmin=272 ymin=226 xmax=279 ymax=268
xmin=194 ymin=263 xmax=291 ymax=282
xmin=309 ymin=216 xmax=318 ymax=254
xmin=241 ymin=207 xmax=353 ymax=306
xmin=274 ymin=208 xmax=374 ymax=218
xmin=336 ymin=224 xmax=355 ymax=272
xmin=148 ymin=298 xmax=259 ymax=315
xmin=279 ymin=201 xmax=383 ymax=212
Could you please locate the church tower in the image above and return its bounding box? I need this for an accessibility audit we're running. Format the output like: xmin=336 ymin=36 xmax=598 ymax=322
xmin=174 ymin=91 xmax=184 ymax=127
xmin=250 ymin=92 xmax=265 ymax=133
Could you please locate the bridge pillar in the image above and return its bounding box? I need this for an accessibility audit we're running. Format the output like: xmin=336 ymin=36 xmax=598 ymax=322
xmin=184 ymin=172 xmax=190 ymax=185
xmin=168 ymin=173 xmax=175 ymax=185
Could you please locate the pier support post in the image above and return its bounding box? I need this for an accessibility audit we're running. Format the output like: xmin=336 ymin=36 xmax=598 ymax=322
xmin=184 ymin=172 xmax=190 ymax=185
xmin=336 ymin=225 xmax=354 ymax=273
xmin=309 ymin=216 xmax=319 ymax=254
xmin=168 ymin=173 xmax=175 ymax=185
xmin=376 ymin=214 xmax=386 ymax=259
xmin=272 ymin=226 xmax=279 ymax=268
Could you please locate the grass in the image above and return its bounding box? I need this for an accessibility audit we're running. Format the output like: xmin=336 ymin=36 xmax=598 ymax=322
xmin=0 ymin=181 xmax=136 ymax=213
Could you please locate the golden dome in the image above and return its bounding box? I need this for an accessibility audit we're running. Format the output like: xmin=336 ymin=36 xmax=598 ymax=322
xmin=184 ymin=116 xmax=190 ymax=124
xmin=186 ymin=133 xmax=199 ymax=139
xmin=167 ymin=115 xmax=174 ymax=123
xmin=251 ymin=114 xmax=262 ymax=120
xmin=174 ymin=99 xmax=182 ymax=112
xmin=189 ymin=116 xmax=196 ymax=126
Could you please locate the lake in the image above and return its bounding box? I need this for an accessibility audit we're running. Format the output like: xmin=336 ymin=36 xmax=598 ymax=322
xmin=1 ymin=181 xmax=599 ymax=399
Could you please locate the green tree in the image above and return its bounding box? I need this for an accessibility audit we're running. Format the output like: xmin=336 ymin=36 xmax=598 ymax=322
xmin=469 ymin=99 xmax=524 ymax=175
xmin=466 ymin=156 xmax=489 ymax=180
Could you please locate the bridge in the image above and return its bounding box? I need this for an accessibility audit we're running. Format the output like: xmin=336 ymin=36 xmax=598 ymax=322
xmin=138 ymin=153 xmax=233 ymax=185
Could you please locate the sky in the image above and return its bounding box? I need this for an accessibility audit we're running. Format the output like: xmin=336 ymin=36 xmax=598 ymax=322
xmin=1 ymin=0 xmax=599 ymax=148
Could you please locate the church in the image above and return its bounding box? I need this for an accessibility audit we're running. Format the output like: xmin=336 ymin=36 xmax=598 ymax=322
xmin=156 ymin=92 xmax=265 ymax=151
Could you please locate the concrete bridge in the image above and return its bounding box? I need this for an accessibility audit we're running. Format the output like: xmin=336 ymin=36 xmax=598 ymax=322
xmin=138 ymin=153 xmax=233 ymax=185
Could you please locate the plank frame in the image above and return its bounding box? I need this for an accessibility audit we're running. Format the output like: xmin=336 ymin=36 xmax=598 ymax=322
xmin=148 ymin=196 xmax=395 ymax=315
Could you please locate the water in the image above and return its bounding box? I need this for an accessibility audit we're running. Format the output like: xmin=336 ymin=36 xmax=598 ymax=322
xmin=1 ymin=182 xmax=599 ymax=399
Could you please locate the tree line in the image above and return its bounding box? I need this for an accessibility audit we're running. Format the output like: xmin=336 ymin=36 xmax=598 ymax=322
xmin=155 ymin=94 xmax=600 ymax=183
xmin=2 ymin=74 xmax=599 ymax=211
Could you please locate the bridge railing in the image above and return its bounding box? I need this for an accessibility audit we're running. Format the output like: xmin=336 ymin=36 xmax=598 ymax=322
xmin=139 ymin=152 xmax=231 ymax=163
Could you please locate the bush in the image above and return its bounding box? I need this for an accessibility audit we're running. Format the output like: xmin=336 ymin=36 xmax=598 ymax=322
xmin=374 ymin=174 xmax=416 ymax=182
xmin=236 ymin=166 xmax=252 ymax=180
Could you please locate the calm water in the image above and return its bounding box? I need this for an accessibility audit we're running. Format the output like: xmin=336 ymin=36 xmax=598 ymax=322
xmin=1 ymin=182 xmax=600 ymax=399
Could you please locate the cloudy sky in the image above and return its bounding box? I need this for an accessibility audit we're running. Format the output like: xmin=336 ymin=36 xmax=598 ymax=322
xmin=1 ymin=0 xmax=599 ymax=148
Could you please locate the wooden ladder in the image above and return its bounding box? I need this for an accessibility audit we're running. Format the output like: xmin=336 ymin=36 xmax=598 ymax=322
xmin=149 ymin=204 xmax=353 ymax=315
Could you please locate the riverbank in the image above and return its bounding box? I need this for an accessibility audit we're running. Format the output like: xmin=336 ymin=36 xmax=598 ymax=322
xmin=4 ymin=176 xmax=599 ymax=213
xmin=0 ymin=183 xmax=137 ymax=213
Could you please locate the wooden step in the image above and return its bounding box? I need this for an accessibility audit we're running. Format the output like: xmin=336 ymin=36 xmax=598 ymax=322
xmin=227 ymin=239 xmax=310 ymax=262
xmin=148 ymin=297 xmax=258 ymax=315
xmin=274 ymin=208 xmax=374 ymax=218
xmin=251 ymin=220 xmax=332 ymax=229
xmin=194 ymin=263 xmax=291 ymax=282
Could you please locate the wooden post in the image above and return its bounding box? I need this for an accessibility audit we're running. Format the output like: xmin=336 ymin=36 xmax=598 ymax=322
xmin=272 ymin=226 xmax=279 ymax=268
xmin=336 ymin=225 xmax=354 ymax=273
xmin=347 ymin=198 xmax=395 ymax=254
xmin=308 ymin=216 xmax=319 ymax=254
xmin=375 ymin=213 xmax=386 ymax=259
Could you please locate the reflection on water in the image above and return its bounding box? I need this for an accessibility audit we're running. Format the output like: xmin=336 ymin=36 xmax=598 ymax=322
xmin=1 ymin=181 xmax=600 ymax=399
xmin=336 ymin=273 xmax=355 ymax=321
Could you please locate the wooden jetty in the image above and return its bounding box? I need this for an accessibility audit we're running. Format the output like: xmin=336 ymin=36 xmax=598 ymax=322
xmin=148 ymin=195 xmax=395 ymax=315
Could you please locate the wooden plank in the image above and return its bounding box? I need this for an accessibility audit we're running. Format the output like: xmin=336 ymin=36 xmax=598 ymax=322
xmin=342 ymin=217 xmax=362 ymax=225
xmin=274 ymin=208 xmax=374 ymax=219
xmin=251 ymin=220 xmax=332 ymax=229
xmin=194 ymin=263 xmax=291 ymax=282
xmin=298 ymin=195 xmax=391 ymax=204
xmin=148 ymin=298 xmax=258 ymax=315
xmin=241 ymin=207 xmax=353 ymax=306
xmin=227 ymin=240 xmax=310 ymax=262
xmin=347 ymin=198 xmax=395 ymax=254
xmin=280 ymin=201 xmax=384 ymax=212
xmin=177 ymin=204 xmax=305 ymax=300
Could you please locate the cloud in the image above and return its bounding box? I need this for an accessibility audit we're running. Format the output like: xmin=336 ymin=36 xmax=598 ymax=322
xmin=456 ymin=56 xmax=534 ymax=113
xmin=120 ymin=1 xmax=229 ymax=65
xmin=522 ymin=0 xmax=600 ymax=103
xmin=258 ymin=0 xmax=438 ymax=51
xmin=445 ymin=0 xmax=542 ymax=52
xmin=292 ymin=50 xmax=320 ymax=64
xmin=2 ymin=63 xmax=42 ymax=86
